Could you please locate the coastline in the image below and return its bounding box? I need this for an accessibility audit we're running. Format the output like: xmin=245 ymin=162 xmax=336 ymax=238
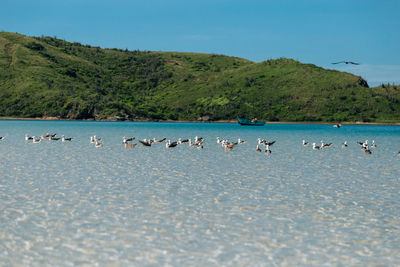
xmin=1 ymin=116 xmax=400 ymax=125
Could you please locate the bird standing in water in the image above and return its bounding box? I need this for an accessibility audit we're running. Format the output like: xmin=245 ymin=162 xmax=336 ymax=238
xmin=256 ymin=145 xmax=261 ymax=152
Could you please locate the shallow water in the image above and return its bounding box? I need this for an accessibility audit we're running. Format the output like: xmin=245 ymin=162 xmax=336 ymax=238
xmin=0 ymin=120 xmax=399 ymax=265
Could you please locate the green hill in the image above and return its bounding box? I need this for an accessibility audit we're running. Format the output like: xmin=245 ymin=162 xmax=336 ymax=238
xmin=1 ymin=31 xmax=399 ymax=122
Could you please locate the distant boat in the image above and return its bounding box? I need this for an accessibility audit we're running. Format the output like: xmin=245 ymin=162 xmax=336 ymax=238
xmin=237 ymin=117 xmax=265 ymax=126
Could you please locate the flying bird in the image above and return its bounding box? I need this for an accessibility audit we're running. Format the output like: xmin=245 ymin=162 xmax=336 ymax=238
xmin=331 ymin=61 xmax=360 ymax=65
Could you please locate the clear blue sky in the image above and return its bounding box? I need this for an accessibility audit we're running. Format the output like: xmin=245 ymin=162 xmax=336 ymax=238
xmin=1 ymin=0 xmax=399 ymax=86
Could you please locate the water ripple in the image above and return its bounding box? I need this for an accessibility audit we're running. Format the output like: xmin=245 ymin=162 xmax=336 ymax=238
xmin=0 ymin=121 xmax=399 ymax=265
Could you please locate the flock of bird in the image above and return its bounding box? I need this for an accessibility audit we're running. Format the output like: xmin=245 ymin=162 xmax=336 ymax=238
xmin=23 ymin=133 xmax=73 ymax=143
xmin=302 ymin=139 xmax=379 ymax=155
xmin=122 ymin=136 xmax=205 ymax=149
xmin=1 ymin=133 xmax=399 ymax=156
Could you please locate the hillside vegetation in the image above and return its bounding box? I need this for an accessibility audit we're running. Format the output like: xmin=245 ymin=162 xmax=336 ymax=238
xmin=1 ymin=31 xmax=400 ymax=122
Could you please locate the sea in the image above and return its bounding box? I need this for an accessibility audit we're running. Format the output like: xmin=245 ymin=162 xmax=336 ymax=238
xmin=0 ymin=120 xmax=399 ymax=266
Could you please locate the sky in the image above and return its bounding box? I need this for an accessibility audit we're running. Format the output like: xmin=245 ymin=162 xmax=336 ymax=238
xmin=1 ymin=0 xmax=399 ymax=86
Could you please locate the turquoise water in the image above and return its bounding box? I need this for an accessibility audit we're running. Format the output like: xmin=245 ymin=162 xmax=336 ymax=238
xmin=0 ymin=120 xmax=399 ymax=265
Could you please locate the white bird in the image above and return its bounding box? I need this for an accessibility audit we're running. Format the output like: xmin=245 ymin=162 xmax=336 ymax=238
xmin=139 ymin=139 xmax=152 ymax=146
xmin=41 ymin=133 xmax=56 ymax=140
xmin=61 ymin=135 xmax=73 ymax=142
xmin=189 ymin=138 xmax=202 ymax=147
xmin=361 ymin=140 xmax=369 ymax=150
xmin=95 ymin=140 xmax=103 ymax=148
xmin=312 ymin=143 xmax=321 ymax=150
xmin=342 ymin=141 xmax=348 ymax=148
xmin=223 ymin=141 xmax=238 ymax=151
xmin=256 ymin=145 xmax=261 ymax=152
xmin=302 ymin=140 xmax=309 ymax=146
xmin=32 ymin=136 xmax=41 ymax=144
xmin=123 ymin=136 xmax=135 ymax=144
xmin=371 ymin=140 xmax=376 ymax=148
xmin=320 ymin=140 xmax=332 ymax=148
xmin=165 ymin=140 xmax=178 ymax=148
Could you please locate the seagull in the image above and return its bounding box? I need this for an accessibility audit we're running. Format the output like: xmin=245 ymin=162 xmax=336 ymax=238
xmin=25 ymin=134 xmax=33 ymax=141
xmin=362 ymin=140 xmax=369 ymax=150
xmin=342 ymin=141 xmax=348 ymax=148
xmin=256 ymin=145 xmax=261 ymax=152
xmin=32 ymin=136 xmax=41 ymax=144
xmin=238 ymin=138 xmax=246 ymax=144
xmin=178 ymin=138 xmax=189 ymax=144
xmin=139 ymin=139 xmax=152 ymax=146
xmin=0 ymin=136 xmax=4 ymax=141
xmin=321 ymin=141 xmax=332 ymax=148
xmin=189 ymin=138 xmax=203 ymax=147
xmin=42 ymin=133 xmax=57 ymax=140
xmin=265 ymin=144 xmax=272 ymax=154
xmin=153 ymin=137 xmax=166 ymax=143
xmin=166 ymin=140 xmax=178 ymax=148
xmin=357 ymin=140 xmax=368 ymax=150
xmin=302 ymin=140 xmax=309 ymax=146
xmin=95 ymin=140 xmax=103 ymax=148
xmin=61 ymin=135 xmax=73 ymax=142
xmin=332 ymin=61 xmax=360 ymax=65
xmin=41 ymin=134 xmax=51 ymax=140
xmin=371 ymin=140 xmax=376 ymax=148
xmin=312 ymin=143 xmax=321 ymax=150
xmin=91 ymin=135 xmax=102 ymax=143
xmin=190 ymin=139 xmax=204 ymax=149
xmin=194 ymin=136 xmax=204 ymax=144
xmin=224 ymin=142 xmax=237 ymax=151
xmin=123 ymin=136 xmax=135 ymax=144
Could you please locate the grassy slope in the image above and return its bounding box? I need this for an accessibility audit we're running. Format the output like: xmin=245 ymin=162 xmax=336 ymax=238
xmin=1 ymin=31 xmax=399 ymax=122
